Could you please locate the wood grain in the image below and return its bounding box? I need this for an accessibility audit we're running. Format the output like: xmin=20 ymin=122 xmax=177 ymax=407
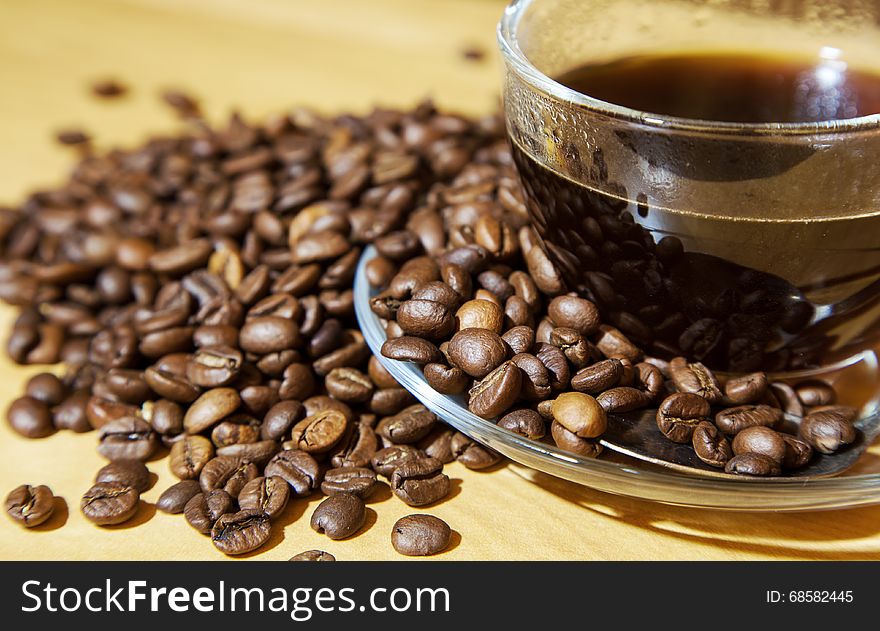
xmin=1 ymin=0 xmax=879 ymax=560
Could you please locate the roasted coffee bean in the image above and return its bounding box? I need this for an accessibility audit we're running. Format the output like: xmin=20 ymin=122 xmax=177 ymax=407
xmin=502 ymin=325 xmax=535 ymax=355
xmin=367 ymin=355 xmax=399 ymax=389
xmin=370 ymin=387 xmax=415 ymax=416
xmin=52 ymin=389 xmax=92 ymax=433
xmin=381 ymin=336 xmax=443 ymax=365
xmin=547 ymin=295 xmax=600 ymax=336
xmin=794 ymin=380 xmax=836 ymax=407
xmin=238 ymin=476 xmax=290 ymax=519
xmin=423 ymin=363 xmax=469 ymax=394
xmin=390 ymin=456 xmax=450 ymax=506
xmin=156 ymin=479 xmax=201 ymax=514
xmin=95 ymin=460 xmax=151 ymax=492
xmin=391 ymin=514 xmax=451 ymax=556
xmin=321 ymin=467 xmax=378 ymax=499
xmin=594 ymin=325 xmax=641 ymax=363
xmin=723 ymin=372 xmax=768 ymax=405
xmin=724 ymin=453 xmax=781 ymax=476
xmin=187 ymin=346 xmax=242 ymax=388
xmin=570 ymin=359 xmax=623 ymax=394
xmin=261 ymin=400 xmax=304 ymax=441
xmin=183 ymin=387 xmax=240 ymax=434
xmin=7 ymin=396 xmax=54 ymax=438
xmin=149 ymin=239 xmax=213 ymax=275
xmin=782 ymin=435 xmax=813 ymax=469
xmin=310 ymin=493 xmax=366 ymax=540
xmin=325 ymin=367 xmax=374 ymax=403
xmin=692 ymin=421 xmax=733 ymax=468
xmin=185 ymin=489 xmax=233 ymax=534
xmin=25 ymin=373 xmax=66 ymax=406
xmin=456 ymin=299 xmax=504 ymax=334
xmin=212 ymin=509 xmax=271 ymax=555
xmin=656 ymin=393 xmax=711 ymax=443
xmin=468 ymin=361 xmax=522 ymax=419
xmin=97 ymin=417 xmax=158 ymax=461
xmin=715 ymin=405 xmax=782 ymax=435
xmin=768 ymin=382 xmax=804 ymax=418
xmin=199 ymin=456 xmax=258 ymax=496
xmin=331 ymin=420 xmax=378 ymax=468
xmin=81 ymin=482 xmax=139 ymax=525
xmin=798 ymin=407 xmax=857 ymax=454
xmin=371 ymin=445 xmax=424 ymax=478
xmin=447 ymin=328 xmax=507 ymax=379
xmin=290 ymin=409 xmax=349 ymax=453
xmin=450 ymin=432 xmax=500 ymax=469
xmin=552 ymin=392 xmax=607 ymax=438
xmin=169 ymin=435 xmax=214 ymax=480
xmin=211 ymin=417 xmax=260 ymax=448
xmin=510 ymin=353 xmax=551 ymax=401
xmin=150 ymin=399 xmax=184 ymax=436
xmin=596 ymin=387 xmax=651 ymax=413
xmin=104 ymin=369 xmax=151 ymax=404
xmin=278 ymin=363 xmax=316 ymax=401
xmin=144 ymin=367 xmax=201 ymax=404
xmin=550 ymin=420 xmax=603 ymax=457
xmin=534 ymin=343 xmax=569 ymax=391
xmin=264 ymin=449 xmax=320 ymax=497
xmin=6 ymin=484 xmax=55 ymax=527
xmin=497 ymin=408 xmax=545 ymax=439
xmin=239 ymin=317 xmax=301 ymax=354
xmin=732 ymin=426 xmax=786 ymax=463
xmin=139 ymin=327 xmax=195 ymax=358
xmin=397 ymin=299 xmax=456 ymax=339
xmin=550 ymin=327 xmax=595 ymax=368
xmin=668 ymin=357 xmax=722 ymax=403
xmin=289 ymin=550 xmax=336 ymax=562
xmin=377 ymin=404 xmax=436 ymax=444
xmin=416 ymin=426 xmax=455 ymax=463
xmin=216 ymin=440 xmax=279 ymax=466
xmin=194 ymin=324 xmax=240 ymax=349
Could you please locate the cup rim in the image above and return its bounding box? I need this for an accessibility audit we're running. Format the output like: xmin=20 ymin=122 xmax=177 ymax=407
xmin=497 ymin=0 xmax=880 ymax=136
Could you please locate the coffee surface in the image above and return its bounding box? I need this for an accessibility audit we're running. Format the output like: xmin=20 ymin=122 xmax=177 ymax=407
xmin=556 ymin=52 xmax=880 ymax=123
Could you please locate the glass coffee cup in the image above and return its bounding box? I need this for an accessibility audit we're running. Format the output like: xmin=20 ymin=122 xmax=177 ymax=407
xmin=499 ymin=0 xmax=880 ymax=410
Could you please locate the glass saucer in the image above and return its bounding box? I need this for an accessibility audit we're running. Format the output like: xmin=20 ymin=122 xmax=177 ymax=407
xmin=354 ymin=246 xmax=880 ymax=511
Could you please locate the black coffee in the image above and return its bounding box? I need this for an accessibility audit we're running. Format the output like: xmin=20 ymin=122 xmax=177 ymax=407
xmin=556 ymin=52 xmax=880 ymax=123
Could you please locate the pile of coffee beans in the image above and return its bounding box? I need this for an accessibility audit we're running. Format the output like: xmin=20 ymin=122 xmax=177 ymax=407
xmin=0 ymin=96 xmax=531 ymax=555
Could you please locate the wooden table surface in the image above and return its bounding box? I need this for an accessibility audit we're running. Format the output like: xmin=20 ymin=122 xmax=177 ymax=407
xmin=1 ymin=0 xmax=879 ymax=561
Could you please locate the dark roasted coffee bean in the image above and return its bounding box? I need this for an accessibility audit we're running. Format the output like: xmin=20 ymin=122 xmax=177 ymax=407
xmin=321 ymin=467 xmax=378 ymax=499
xmin=669 ymin=357 xmax=722 ymax=403
xmin=450 ymin=432 xmax=501 ymax=469
xmin=550 ymin=420 xmax=602 ymax=457
xmin=423 ymin=362 xmax=468 ymax=395
xmin=97 ymin=417 xmax=157 ymax=461
xmin=216 ymin=440 xmax=279 ymax=466
xmin=261 ymin=400 xmax=304 ymax=441
xmin=290 ymin=409 xmax=349 ymax=453
xmin=548 ymin=295 xmax=600 ymax=336
xmin=390 ymin=456 xmax=449 ymax=506
xmin=185 ymin=490 xmax=234 ymax=535
xmin=144 ymin=367 xmax=201 ymax=403
xmin=104 ymin=369 xmax=151 ymax=404
xmin=497 ymin=408 xmax=545 ymax=439
xmin=501 ymin=325 xmax=535 ymax=355
xmin=325 ymin=367 xmax=374 ymax=403
xmin=194 ymin=324 xmax=240 ymax=349
xmin=596 ymin=386 xmax=651 ymax=413
xmin=448 ymin=328 xmax=508 ymax=379
xmin=724 ymin=453 xmax=781 ymax=476
xmin=264 ymin=449 xmax=320 ymax=497
xmin=732 ymin=426 xmax=786 ymax=463
xmin=723 ymin=372 xmax=768 ymax=405
xmin=156 ymin=479 xmax=201 ymax=514
xmin=211 ymin=417 xmax=260 ymax=448
xmin=169 ymin=435 xmax=214 ymax=480
xmin=377 ymin=404 xmax=436 ymax=444
xmin=187 ymin=346 xmax=242 ymax=388
xmin=367 ymin=355 xmax=399 ymax=389
xmin=768 ymin=382 xmax=804 ymax=418
xmin=310 ymin=493 xmax=365 ymax=540
xmin=139 ymin=327 xmax=195 ymax=358
xmin=81 ymin=482 xmax=139 ymax=525
xmin=238 ymin=476 xmax=290 ymax=519
xmin=551 ymin=392 xmax=607 ymax=438
xmin=183 ymin=387 xmax=240 ymax=434
xmin=290 ymin=550 xmax=336 ymax=562
xmin=95 ymin=460 xmax=151 ymax=492
xmin=278 ymin=363 xmax=316 ymax=401
xmin=533 ymin=342 xmax=569 ymax=391
xmin=715 ymin=405 xmax=782 ymax=435
xmin=149 ymin=239 xmax=213 ymax=275
xmin=199 ymin=456 xmax=258 ymax=496
xmin=381 ymin=336 xmax=443 ymax=365
xmin=692 ymin=421 xmax=733 ymax=468
xmin=550 ymin=327 xmax=595 ymax=368
xmin=468 ymin=361 xmax=522 ymax=419
xmin=794 ymin=380 xmax=836 ymax=407
xmin=7 ymin=396 xmax=54 ymax=438
xmin=371 ymin=445 xmax=424 ymax=478
xmin=370 ymin=387 xmax=415 ymax=416
xmin=212 ymin=509 xmax=271 ymax=555
xmin=782 ymin=434 xmax=813 ymax=469
xmin=510 ymin=353 xmax=551 ymax=401
xmin=415 ymin=426 xmax=455 ymax=463
xmin=594 ymin=325 xmax=642 ymax=363
xmin=391 ymin=514 xmax=451 ymax=556
xmin=25 ymin=373 xmax=67 ymax=406
xmin=656 ymin=393 xmax=711 ymax=443
xmin=150 ymin=399 xmax=184 ymax=436
xmin=52 ymin=389 xmax=92 ymax=433
xmin=312 ymin=330 xmax=368 ymax=374
xmin=570 ymin=359 xmax=623 ymax=394
xmin=239 ymin=316 xmax=301 ymax=354
xmin=397 ymin=299 xmax=455 ymax=339
xmin=6 ymin=484 xmax=55 ymax=527
xmin=798 ymin=407 xmax=857 ymax=454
